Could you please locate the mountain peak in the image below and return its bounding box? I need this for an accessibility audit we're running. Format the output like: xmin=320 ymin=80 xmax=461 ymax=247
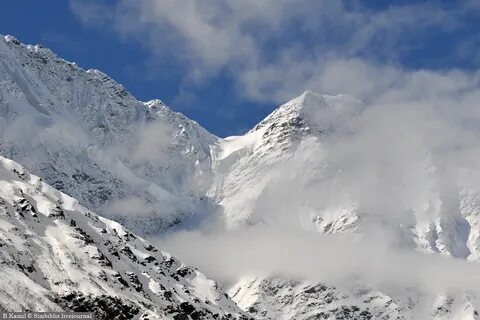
xmin=0 ymin=35 xmax=218 ymax=235
xmin=299 ymin=89 xmax=315 ymax=98
xmin=252 ymin=90 xmax=363 ymax=137
xmin=145 ymin=99 xmax=166 ymax=108
xmin=3 ymin=34 xmax=21 ymax=45
xmin=294 ymin=90 xmax=361 ymax=111
xmin=296 ymin=89 xmax=332 ymax=103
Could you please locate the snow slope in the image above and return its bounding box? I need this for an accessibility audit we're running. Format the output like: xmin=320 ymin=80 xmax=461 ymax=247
xmin=209 ymin=91 xmax=363 ymax=229
xmin=209 ymin=91 xmax=480 ymax=319
xmin=0 ymin=154 xmax=250 ymax=319
xmin=3 ymin=35 xmax=480 ymax=319
xmin=211 ymin=90 xmax=480 ymax=260
xmin=228 ymin=276 xmax=480 ymax=320
xmin=0 ymin=35 xmax=217 ymax=235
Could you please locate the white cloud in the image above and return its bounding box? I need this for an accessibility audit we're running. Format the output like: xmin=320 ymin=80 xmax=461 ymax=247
xmin=158 ymin=225 xmax=480 ymax=295
xmin=69 ymin=0 xmax=476 ymax=104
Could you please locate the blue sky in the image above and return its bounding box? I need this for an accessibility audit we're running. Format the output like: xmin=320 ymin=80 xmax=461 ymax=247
xmin=0 ymin=0 xmax=479 ymax=136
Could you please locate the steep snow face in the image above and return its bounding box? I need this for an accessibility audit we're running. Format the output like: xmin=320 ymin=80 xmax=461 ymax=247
xmin=207 ymin=90 xmax=480 ymax=319
xmin=0 ymin=35 xmax=217 ymax=235
xmin=0 ymin=155 xmax=249 ymax=319
xmin=210 ymin=90 xmax=480 ymax=262
xmin=209 ymin=91 xmax=364 ymax=229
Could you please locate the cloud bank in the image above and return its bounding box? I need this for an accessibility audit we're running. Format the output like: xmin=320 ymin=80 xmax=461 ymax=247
xmin=69 ymin=0 xmax=480 ymax=105
xmin=158 ymin=226 xmax=480 ymax=295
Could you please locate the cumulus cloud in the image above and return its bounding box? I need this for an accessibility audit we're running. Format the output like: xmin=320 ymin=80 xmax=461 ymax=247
xmin=69 ymin=0 xmax=478 ymax=104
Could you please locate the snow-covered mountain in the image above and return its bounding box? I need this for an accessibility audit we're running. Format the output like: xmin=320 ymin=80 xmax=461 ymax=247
xmin=3 ymin=35 xmax=480 ymax=319
xmin=0 ymin=35 xmax=217 ymax=235
xmin=209 ymin=91 xmax=363 ymax=229
xmin=208 ymin=90 xmax=480 ymax=319
xmin=228 ymin=276 xmax=480 ymax=320
xmin=0 ymin=154 xmax=250 ymax=319
xmin=211 ymin=89 xmax=480 ymax=260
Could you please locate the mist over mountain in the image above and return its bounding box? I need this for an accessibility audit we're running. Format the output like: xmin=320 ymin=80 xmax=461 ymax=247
xmin=2 ymin=35 xmax=480 ymax=319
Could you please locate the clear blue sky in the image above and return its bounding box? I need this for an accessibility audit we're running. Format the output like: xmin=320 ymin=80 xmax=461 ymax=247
xmin=1 ymin=0 xmax=479 ymax=136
